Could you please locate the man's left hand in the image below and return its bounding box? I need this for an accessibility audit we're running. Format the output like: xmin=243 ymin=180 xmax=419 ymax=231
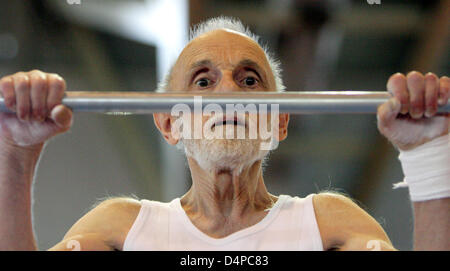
xmin=377 ymin=71 xmax=449 ymax=150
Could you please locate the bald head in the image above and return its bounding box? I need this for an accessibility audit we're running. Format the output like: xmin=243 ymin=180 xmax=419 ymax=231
xmin=169 ymin=29 xmax=276 ymax=93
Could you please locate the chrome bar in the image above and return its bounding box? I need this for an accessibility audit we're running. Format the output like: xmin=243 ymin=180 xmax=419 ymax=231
xmin=0 ymin=91 xmax=449 ymax=114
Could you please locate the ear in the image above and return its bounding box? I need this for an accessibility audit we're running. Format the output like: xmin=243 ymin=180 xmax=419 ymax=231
xmin=153 ymin=113 xmax=179 ymax=145
xmin=277 ymin=113 xmax=290 ymax=141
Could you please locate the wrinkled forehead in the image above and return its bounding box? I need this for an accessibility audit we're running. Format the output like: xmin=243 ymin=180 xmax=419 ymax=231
xmin=172 ymin=29 xmax=274 ymax=80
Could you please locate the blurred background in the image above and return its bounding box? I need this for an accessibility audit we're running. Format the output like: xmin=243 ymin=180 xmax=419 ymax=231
xmin=0 ymin=0 xmax=449 ymax=250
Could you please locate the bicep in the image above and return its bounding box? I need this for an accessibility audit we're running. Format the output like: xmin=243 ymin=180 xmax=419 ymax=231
xmin=314 ymin=192 xmax=396 ymax=251
xmin=338 ymin=235 xmax=397 ymax=251
xmin=48 ymin=197 xmax=141 ymax=251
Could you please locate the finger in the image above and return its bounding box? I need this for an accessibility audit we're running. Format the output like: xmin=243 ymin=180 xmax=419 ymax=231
xmin=406 ymin=71 xmax=425 ymax=119
xmin=50 ymin=104 xmax=73 ymax=130
xmin=377 ymin=98 xmax=401 ymax=132
xmin=29 ymin=70 xmax=48 ymax=122
xmin=424 ymin=72 xmax=439 ymax=118
xmin=46 ymin=73 xmax=66 ymax=112
xmin=387 ymin=73 xmax=409 ymax=114
xmin=0 ymin=76 xmax=16 ymax=111
xmin=438 ymin=76 xmax=449 ymax=106
xmin=13 ymin=72 xmax=31 ymax=121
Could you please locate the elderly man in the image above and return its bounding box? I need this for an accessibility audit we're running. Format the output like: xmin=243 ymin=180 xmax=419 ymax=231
xmin=0 ymin=17 xmax=448 ymax=251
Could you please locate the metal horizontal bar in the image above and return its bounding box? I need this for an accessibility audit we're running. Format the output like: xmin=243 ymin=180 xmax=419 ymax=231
xmin=0 ymin=91 xmax=449 ymax=114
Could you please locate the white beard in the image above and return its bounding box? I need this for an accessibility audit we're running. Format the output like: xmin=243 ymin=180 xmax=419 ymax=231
xmin=176 ymin=113 xmax=279 ymax=173
xmin=182 ymin=137 xmax=270 ymax=173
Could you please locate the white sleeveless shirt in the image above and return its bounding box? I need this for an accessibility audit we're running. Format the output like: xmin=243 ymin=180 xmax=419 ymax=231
xmin=123 ymin=194 xmax=323 ymax=251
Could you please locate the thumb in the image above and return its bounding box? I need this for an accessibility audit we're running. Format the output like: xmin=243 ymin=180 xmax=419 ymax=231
xmin=49 ymin=104 xmax=73 ymax=131
xmin=377 ymin=97 xmax=401 ymax=132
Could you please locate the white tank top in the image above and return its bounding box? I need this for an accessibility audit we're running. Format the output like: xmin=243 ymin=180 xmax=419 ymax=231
xmin=123 ymin=194 xmax=323 ymax=251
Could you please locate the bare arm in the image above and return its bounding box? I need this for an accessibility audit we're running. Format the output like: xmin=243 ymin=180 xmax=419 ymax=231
xmin=317 ymin=73 xmax=449 ymax=251
xmin=413 ymin=198 xmax=450 ymax=250
xmin=0 ymin=141 xmax=139 ymax=251
xmin=48 ymin=197 xmax=141 ymax=251
xmin=377 ymin=72 xmax=449 ymax=251
xmin=0 ymin=70 xmax=72 ymax=250
xmin=0 ymin=140 xmax=42 ymax=250
xmin=313 ymin=192 xmax=396 ymax=251
xmin=0 ymin=71 xmax=141 ymax=251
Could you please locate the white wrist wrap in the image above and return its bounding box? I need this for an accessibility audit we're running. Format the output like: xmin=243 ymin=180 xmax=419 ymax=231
xmin=395 ymin=134 xmax=450 ymax=202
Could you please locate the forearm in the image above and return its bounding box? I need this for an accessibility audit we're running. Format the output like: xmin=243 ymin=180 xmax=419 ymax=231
xmin=413 ymin=198 xmax=450 ymax=250
xmin=0 ymin=140 xmax=43 ymax=250
xmin=396 ymin=134 xmax=450 ymax=251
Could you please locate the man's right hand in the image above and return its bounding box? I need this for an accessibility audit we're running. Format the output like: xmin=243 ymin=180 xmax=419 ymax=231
xmin=0 ymin=70 xmax=73 ymax=149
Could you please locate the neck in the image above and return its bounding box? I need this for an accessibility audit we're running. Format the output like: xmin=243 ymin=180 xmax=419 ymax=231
xmin=180 ymin=157 xmax=277 ymax=238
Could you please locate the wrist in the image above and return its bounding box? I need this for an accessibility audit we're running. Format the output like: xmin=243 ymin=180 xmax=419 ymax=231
xmin=0 ymin=138 xmax=44 ymax=156
xmin=0 ymin=139 xmax=44 ymax=178
xmin=396 ymin=131 xmax=450 ymax=151
xmin=396 ymin=134 xmax=450 ymax=202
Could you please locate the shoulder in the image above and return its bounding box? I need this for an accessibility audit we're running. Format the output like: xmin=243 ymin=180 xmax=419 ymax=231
xmin=312 ymin=192 xmax=395 ymax=251
xmin=312 ymin=192 xmax=364 ymax=240
xmin=312 ymin=192 xmax=360 ymax=213
xmin=56 ymin=197 xmax=142 ymax=250
xmin=92 ymin=197 xmax=142 ymax=216
xmin=81 ymin=196 xmax=142 ymax=237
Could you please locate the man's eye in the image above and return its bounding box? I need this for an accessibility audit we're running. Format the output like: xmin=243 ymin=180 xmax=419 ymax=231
xmin=243 ymin=76 xmax=258 ymax=86
xmin=195 ymin=78 xmax=211 ymax=88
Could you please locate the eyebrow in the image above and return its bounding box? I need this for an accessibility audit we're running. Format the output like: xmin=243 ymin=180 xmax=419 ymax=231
xmin=237 ymin=59 xmax=262 ymax=70
xmin=189 ymin=59 xmax=213 ymax=71
xmin=189 ymin=59 xmax=264 ymax=72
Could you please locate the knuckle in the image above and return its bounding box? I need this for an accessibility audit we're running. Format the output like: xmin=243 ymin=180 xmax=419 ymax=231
xmin=387 ymin=73 xmax=407 ymax=95
xmin=30 ymin=73 xmax=47 ymax=89
xmin=425 ymin=72 xmax=438 ymax=80
xmin=0 ymin=77 xmax=12 ymax=92
xmin=49 ymin=74 xmax=66 ymax=91
xmin=441 ymin=77 xmax=450 ymax=87
xmin=48 ymin=73 xmax=64 ymax=81
xmin=424 ymin=73 xmax=439 ymax=85
xmin=29 ymin=69 xmax=45 ymax=74
xmin=390 ymin=72 xmax=405 ymax=80
xmin=13 ymin=71 xmax=25 ymax=76
xmin=0 ymin=76 xmax=11 ymax=85
xmin=14 ymin=74 xmax=30 ymax=89
xmin=407 ymin=76 xmax=424 ymax=87
xmin=29 ymin=70 xmax=46 ymax=79
xmin=407 ymin=70 xmax=423 ymax=78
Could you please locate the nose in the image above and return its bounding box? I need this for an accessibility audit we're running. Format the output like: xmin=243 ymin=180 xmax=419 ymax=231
xmin=214 ymin=71 xmax=241 ymax=93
